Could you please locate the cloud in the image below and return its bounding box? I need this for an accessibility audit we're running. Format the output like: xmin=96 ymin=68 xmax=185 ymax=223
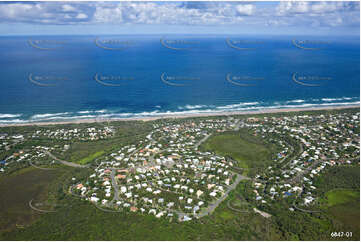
xmin=236 ymin=4 xmax=254 ymax=16
xmin=0 ymin=1 xmax=358 ymax=32
xmin=311 ymin=2 xmax=337 ymax=13
xmin=277 ymin=1 xmax=309 ymax=15
xmin=0 ymin=3 xmax=34 ymax=19
xmin=92 ymin=2 xmax=250 ymax=25
xmin=277 ymin=1 xmax=359 ymax=16
xmin=0 ymin=2 xmax=92 ymax=24
xmin=62 ymin=4 xmax=76 ymax=12
xmin=93 ymin=6 xmax=123 ymax=23
xmin=269 ymin=1 xmax=359 ymax=28
xmin=76 ymin=13 xmax=88 ymax=19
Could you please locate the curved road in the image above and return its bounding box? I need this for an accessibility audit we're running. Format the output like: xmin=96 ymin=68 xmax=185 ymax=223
xmin=194 ymin=134 xmax=211 ymax=150
xmin=29 ymin=199 xmax=57 ymax=213
xmin=292 ymin=187 xmax=321 ymax=213
xmin=44 ymin=151 xmax=89 ymax=168
xmin=198 ymin=173 xmax=243 ymax=217
xmin=29 ymin=160 xmax=58 ymax=170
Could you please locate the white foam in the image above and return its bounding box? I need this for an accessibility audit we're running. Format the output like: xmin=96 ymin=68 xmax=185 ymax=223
xmin=216 ymin=102 xmax=260 ymax=109
xmin=285 ymin=99 xmax=305 ymax=103
xmin=2 ymin=98 xmax=359 ymax=124
xmin=0 ymin=114 xmax=22 ymax=118
xmin=31 ymin=112 xmax=70 ymax=119
xmin=38 ymin=115 xmax=97 ymax=121
xmin=0 ymin=119 xmax=27 ymax=123
xmin=29 ymin=101 xmax=361 ymax=122
xmin=322 ymin=98 xmax=343 ymax=102
xmin=95 ymin=109 xmax=107 ymax=113
xmin=261 ymin=101 xmax=360 ymax=110
xmin=78 ymin=111 xmax=91 ymax=114
xmin=178 ymin=104 xmax=209 ymax=110
xmin=321 ymin=97 xmax=358 ymax=102
xmin=78 ymin=109 xmax=107 ymax=114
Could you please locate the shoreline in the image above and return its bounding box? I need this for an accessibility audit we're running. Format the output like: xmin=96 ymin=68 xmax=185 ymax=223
xmin=0 ymin=105 xmax=359 ymax=127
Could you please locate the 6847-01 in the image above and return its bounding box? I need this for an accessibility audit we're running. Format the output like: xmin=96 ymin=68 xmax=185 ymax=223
xmin=331 ymin=232 xmax=353 ymax=238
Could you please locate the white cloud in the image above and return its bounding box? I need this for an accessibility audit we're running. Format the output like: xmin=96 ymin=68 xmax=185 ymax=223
xmin=328 ymin=16 xmax=343 ymax=27
xmin=0 ymin=2 xmax=90 ymax=24
xmin=62 ymin=4 xmax=76 ymax=12
xmin=76 ymin=13 xmax=88 ymax=19
xmin=311 ymin=3 xmax=337 ymax=13
xmin=0 ymin=3 xmax=33 ymax=18
xmin=271 ymin=1 xmax=359 ymax=28
xmin=93 ymin=6 xmax=123 ymax=23
xmin=0 ymin=1 xmax=358 ymax=31
xmin=236 ymin=4 xmax=254 ymax=16
xmin=92 ymin=2 xmax=249 ymax=25
xmin=277 ymin=1 xmax=359 ymax=16
xmin=277 ymin=1 xmax=309 ymax=15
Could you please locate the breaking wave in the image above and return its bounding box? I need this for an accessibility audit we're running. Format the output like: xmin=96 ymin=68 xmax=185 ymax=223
xmin=1 ymin=96 xmax=359 ymax=124
xmin=0 ymin=114 xmax=22 ymax=118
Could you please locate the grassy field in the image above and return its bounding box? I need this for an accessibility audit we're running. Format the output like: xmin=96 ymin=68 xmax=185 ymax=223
xmin=200 ymin=130 xmax=277 ymax=170
xmin=78 ymin=151 xmax=105 ymax=164
xmin=325 ymin=189 xmax=360 ymax=207
xmin=327 ymin=201 xmax=360 ymax=235
xmin=314 ymin=166 xmax=360 ymax=239
xmin=324 ymin=189 xmax=360 ymax=234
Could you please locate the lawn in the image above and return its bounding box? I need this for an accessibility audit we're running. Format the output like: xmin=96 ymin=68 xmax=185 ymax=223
xmin=325 ymin=189 xmax=360 ymax=207
xmin=200 ymin=130 xmax=276 ymax=170
xmin=78 ymin=151 xmax=105 ymax=164
xmin=314 ymin=166 xmax=360 ymax=239
xmin=323 ymin=189 xmax=360 ymax=234
xmin=328 ymin=201 xmax=360 ymax=234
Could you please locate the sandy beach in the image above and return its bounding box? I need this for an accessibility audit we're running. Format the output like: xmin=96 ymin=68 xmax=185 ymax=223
xmin=0 ymin=105 xmax=359 ymax=128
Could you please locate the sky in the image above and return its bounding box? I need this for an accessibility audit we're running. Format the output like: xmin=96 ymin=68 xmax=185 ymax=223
xmin=0 ymin=1 xmax=359 ymax=36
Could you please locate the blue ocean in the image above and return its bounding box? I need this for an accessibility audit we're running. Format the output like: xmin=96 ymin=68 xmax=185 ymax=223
xmin=0 ymin=35 xmax=359 ymax=123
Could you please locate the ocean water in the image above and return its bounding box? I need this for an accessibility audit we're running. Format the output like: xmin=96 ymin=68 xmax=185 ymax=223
xmin=0 ymin=34 xmax=359 ymax=123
